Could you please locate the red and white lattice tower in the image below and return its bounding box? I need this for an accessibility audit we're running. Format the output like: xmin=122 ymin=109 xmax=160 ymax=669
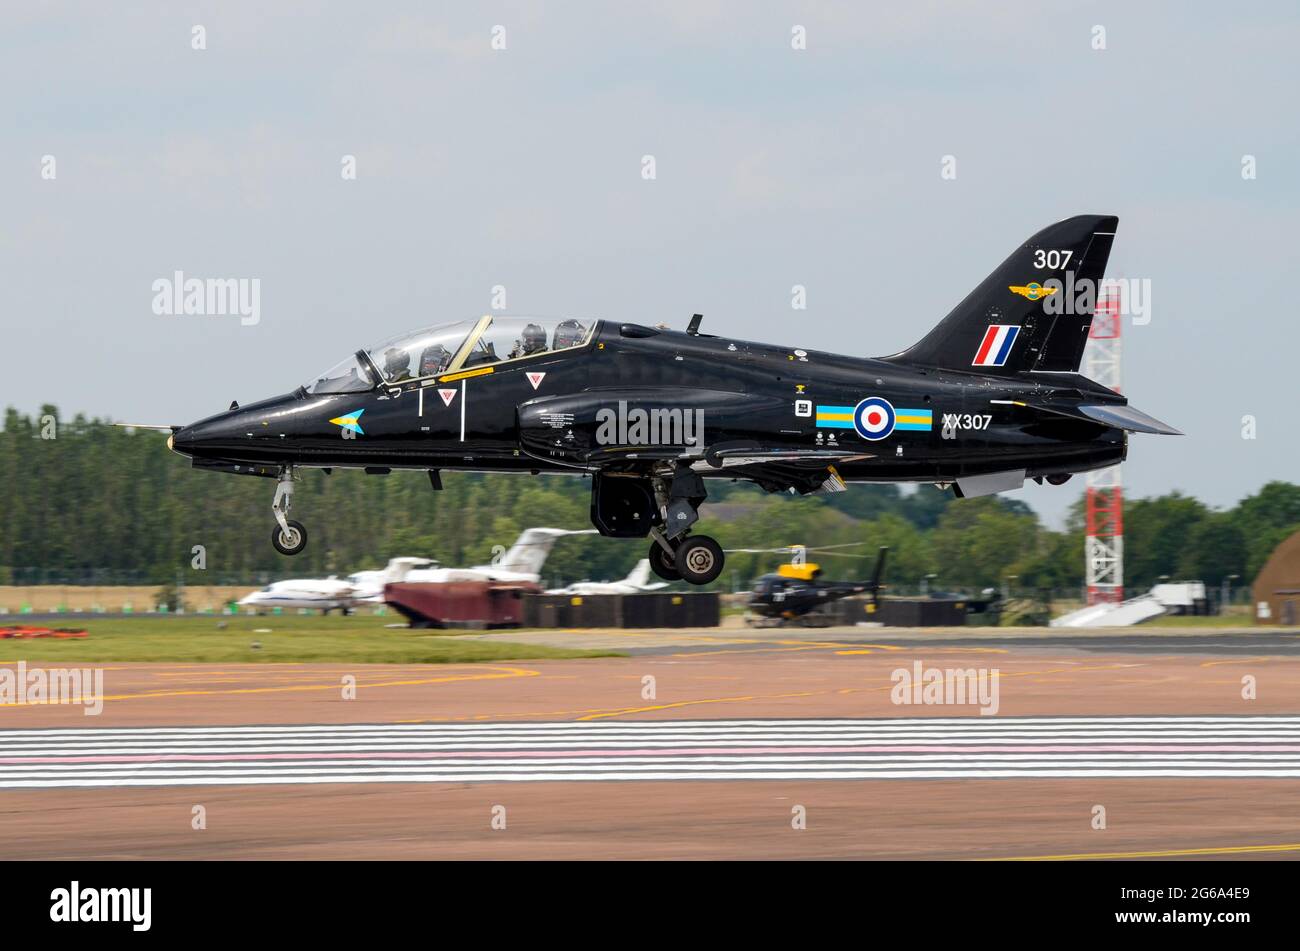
xmin=1084 ymin=284 xmax=1123 ymax=604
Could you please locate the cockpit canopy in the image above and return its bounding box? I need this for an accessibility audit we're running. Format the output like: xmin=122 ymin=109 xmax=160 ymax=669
xmin=303 ymin=316 xmax=597 ymax=395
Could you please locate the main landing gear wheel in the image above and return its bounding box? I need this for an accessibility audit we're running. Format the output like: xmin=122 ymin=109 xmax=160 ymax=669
xmin=272 ymin=519 xmax=308 ymax=556
xmin=674 ymin=535 xmax=724 ymax=586
xmin=648 ymin=540 xmax=681 ymax=581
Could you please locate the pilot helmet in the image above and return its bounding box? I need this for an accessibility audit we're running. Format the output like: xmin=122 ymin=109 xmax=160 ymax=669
xmin=520 ymin=323 xmax=547 ymax=354
xmin=382 ymin=347 xmax=409 ymax=379
xmin=419 ymin=343 xmax=451 ymax=377
xmin=553 ymin=319 xmax=586 ymax=349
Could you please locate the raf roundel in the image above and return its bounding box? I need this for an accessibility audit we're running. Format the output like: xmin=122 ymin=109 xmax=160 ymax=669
xmin=853 ymin=397 xmax=896 ymax=441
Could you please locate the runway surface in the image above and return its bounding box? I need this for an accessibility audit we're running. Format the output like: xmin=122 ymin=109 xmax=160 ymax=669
xmin=4 ymin=625 xmax=1300 ymax=858
xmin=4 ymin=716 xmax=1300 ymax=787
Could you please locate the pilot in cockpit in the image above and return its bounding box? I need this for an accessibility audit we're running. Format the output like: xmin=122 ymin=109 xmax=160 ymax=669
xmin=509 ymin=323 xmax=548 ymax=359
xmin=553 ymin=319 xmax=587 ymax=349
xmin=418 ymin=343 xmax=452 ymax=377
xmin=382 ymin=347 xmax=412 ymax=382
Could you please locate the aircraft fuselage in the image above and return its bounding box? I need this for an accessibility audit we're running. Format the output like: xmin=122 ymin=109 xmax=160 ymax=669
xmin=172 ymin=320 xmax=1127 ymax=487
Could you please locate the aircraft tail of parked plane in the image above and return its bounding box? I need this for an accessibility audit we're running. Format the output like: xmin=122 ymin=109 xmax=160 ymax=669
xmin=545 ymin=558 xmax=668 ymax=595
xmin=625 ymin=558 xmax=652 ymax=589
xmin=347 ymin=556 xmax=437 ymax=603
xmin=494 ymin=527 xmax=595 ymax=577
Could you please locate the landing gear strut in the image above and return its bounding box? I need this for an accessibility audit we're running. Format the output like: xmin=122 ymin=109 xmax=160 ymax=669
xmin=653 ymin=464 xmax=725 ymax=586
xmin=591 ymin=467 xmax=726 ymax=586
xmin=271 ymin=467 xmax=308 ymax=556
xmin=647 ymin=529 xmax=680 ymax=582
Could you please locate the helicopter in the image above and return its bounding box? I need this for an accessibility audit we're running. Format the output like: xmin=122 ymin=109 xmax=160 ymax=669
xmin=738 ymin=544 xmax=889 ymax=627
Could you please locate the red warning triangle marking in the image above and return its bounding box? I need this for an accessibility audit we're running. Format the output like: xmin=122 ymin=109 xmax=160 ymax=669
xmin=526 ymin=372 xmax=546 ymax=390
xmin=438 ymin=389 xmax=457 ymax=407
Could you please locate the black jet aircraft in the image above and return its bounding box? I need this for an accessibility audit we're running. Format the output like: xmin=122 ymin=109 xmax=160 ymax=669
xmin=744 ymin=546 xmax=889 ymax=627
xmin=161 ymin=214 xmax=1178 ymax=585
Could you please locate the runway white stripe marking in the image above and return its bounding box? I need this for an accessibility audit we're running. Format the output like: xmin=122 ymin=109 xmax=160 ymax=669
xmin=3 ymin=717 xmax=1300 ymax=787
xmin=7 ymin=717 xmax=1300 ymax=740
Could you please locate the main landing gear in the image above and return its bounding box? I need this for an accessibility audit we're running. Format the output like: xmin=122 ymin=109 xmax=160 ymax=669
xmin=648 ymin=532 xmax=724 ymax=586
xmin=271 ymin=466 xmax=308 ymax=556
xmin=641 ymin=464 xmax=724 ymax=586
xmin=589 ymin=466 xmax=726 ymax=586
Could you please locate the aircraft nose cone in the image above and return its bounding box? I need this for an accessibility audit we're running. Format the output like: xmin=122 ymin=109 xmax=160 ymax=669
xmin=169 ymin=393 xmax=305 ymax=463
xmin=169 ymin=425 xmax=195 ymax=456
xmin=170 ymin=417 xmax=243 ymax=457
xmin=166 ymin=415 xmax=244 ymax=459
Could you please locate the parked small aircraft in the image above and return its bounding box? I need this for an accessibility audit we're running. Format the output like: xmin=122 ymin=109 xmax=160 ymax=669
xmin=238 ymin=577 xmax=360 ymax=614
xmin=399 ymin=527 xmax=594 ymax=584
xmin=343 ymin=557 xmax=438 ymax=604
xmin=546 ymin=559 xmax=668 ymax=595
xmin=238 ymin=556 xmax=434 ymax=613
xmin=237 ymin=529 xmax=586 ymax=612
xmin=153 ymin=215 xmax=1177 ymax=586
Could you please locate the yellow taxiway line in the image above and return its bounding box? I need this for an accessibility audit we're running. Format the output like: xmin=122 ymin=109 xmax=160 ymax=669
xmin=986 ymin=842 xmax=1300 ymax=861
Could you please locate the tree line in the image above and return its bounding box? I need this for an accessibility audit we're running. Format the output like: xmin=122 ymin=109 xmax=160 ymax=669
xmin=2 ymin=406 xmax=1296 ymax=595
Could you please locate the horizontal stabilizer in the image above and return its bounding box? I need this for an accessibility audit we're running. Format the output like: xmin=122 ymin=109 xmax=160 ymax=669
xmin=1077 ymin=404 xmax=1182 ymax=435
xmin=999 ymin=398 xmax=1181 ymax=435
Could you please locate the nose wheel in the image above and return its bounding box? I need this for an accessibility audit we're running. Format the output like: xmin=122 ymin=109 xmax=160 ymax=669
xmin=272 ymin=519 xmax=308 ymax=556
xmin=271 ymin=467 xmax=308 ymax=556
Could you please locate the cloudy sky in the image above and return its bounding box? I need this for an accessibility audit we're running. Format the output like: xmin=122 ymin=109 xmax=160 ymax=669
xmin=3 ymin=2 xmax=1297 ymax=524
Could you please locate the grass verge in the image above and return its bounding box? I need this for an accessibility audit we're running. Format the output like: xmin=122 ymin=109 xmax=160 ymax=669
xmin=0 ymin=615 xmax=619 ymax=664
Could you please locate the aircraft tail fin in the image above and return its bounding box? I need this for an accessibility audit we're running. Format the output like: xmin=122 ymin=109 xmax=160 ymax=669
xmin=381 ymin=557 xmax=436 ymax=584
xmin=625 ymin=559 xmax=652 ymax=588
xmin=869 ymin=546 xmax=889 ymax=606
xmin=495 ymin=528 xmax=594 ymax=578
xmin=884 ymin=215 xmax=1118 ymax=375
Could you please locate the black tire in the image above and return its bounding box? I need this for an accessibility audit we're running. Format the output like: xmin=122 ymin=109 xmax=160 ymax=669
xmin=648 ymin=541 xmax=680 ymax=581
xmin=272 ymin=519 xmax=308 ymax=556
xmin=674 ymin=535 xmax=724 ymax=585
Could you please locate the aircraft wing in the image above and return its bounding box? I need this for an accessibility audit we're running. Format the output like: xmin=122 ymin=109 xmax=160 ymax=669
xmin=699 ymin=447 xmax=872 ymax=468
xmin=586 ymin=442 xmax=870 ymax=468
xmin=518 ymin=389 xmax=870 ymax=496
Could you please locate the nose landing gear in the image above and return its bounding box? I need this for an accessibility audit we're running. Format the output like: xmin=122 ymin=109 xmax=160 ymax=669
xmin=271 ymin=467 xmax=308 ymax=556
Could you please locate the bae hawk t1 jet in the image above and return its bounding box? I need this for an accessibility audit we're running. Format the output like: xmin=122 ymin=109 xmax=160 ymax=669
xmin=159 ymin=215 xmax=1178 ymax=586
